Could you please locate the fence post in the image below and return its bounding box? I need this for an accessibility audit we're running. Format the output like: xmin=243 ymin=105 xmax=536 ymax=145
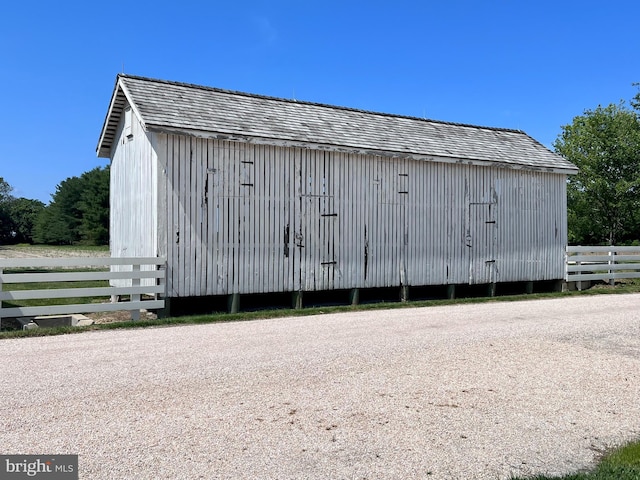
xmin=155 ymin=263 xmax=165 ymax=301
xmin=0 ymin=267 xmax=3 ymax=331
xmin=608 ymin=250 xmax=615 ymax=286
xmin=131 ymin=263 xmax=140 ymax=321
xmin=563 ymin=247 xmax=569 ymax=292
xmin=576 ymin=257 xmax=582 ymax=291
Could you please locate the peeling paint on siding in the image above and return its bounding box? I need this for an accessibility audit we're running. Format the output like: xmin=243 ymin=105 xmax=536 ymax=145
xmin=111 ymin=131 xmax=568 ymax=297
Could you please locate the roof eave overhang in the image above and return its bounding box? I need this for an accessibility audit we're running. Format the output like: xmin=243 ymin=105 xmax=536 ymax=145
xmin=146 ymin=124 xmax=579 ymax=175
xmin=96 ymin=76 xmax=147 ymax=158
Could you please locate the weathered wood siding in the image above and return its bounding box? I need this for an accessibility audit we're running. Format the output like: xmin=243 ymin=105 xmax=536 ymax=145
xmin=109 ymin=107 xmax=158 ymax=286
xmin=153 ymin=135 xmax=567 ymax=297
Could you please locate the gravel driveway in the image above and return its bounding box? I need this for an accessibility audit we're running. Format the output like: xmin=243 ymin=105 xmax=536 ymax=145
xmin=0 ymin=245 xmax=109 ymax=259
xmin=1 ymin=294 xmax=639 ymax=479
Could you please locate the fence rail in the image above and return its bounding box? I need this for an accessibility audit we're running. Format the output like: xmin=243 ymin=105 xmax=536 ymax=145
xmin=565 ymin=246 xmax=640 ymax=288
xmin=0 ymin=257 xmax=166 ymax=328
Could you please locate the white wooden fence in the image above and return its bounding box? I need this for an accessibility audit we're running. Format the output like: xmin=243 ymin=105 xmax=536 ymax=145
xmin=0 ymin=257 xmax=166 ymax=329
xmin=565 ymin=246 xmax=640 ymax=289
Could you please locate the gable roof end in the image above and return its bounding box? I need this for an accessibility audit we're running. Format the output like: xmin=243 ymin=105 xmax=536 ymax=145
xmin=96 ymin=77 xmax=136 ymax=158
xmin=96 ymin=74 xmax=578 ymax=174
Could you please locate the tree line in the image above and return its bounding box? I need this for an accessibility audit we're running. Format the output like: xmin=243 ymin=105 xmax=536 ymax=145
xmin=0 ymin=166 xmax=109 ymax=246
xmin=554 ymin=84 xmax=640 ymax=245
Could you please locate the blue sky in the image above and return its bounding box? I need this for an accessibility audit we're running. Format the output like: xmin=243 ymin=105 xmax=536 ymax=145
xmin=1 ymin=0 xmax=639 ymax=203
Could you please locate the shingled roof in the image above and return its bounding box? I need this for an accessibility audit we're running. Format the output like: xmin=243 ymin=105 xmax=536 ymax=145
xmin=97 ymin=74 xmax=577 ymax=174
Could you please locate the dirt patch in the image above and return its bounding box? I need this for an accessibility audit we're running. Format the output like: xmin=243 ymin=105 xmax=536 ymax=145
xmin=2 ymin=309 xmax=159 ymax=331
xmin=86 ymin=309 xmax=158 ymax=325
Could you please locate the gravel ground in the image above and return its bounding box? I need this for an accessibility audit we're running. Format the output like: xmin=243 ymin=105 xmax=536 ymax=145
xmin=0 ymin=245 xmax=109 ymax=259
xmin=1 ymin=294 xmax=639 ymax=480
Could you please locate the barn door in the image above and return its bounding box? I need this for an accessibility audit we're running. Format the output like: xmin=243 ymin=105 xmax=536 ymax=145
xmin=299 ymin=195 xmax=337 ymax=290
xmin=296 ymin=151 xmax=338 ymax=291
xmin=467 ymin=203 xmax=497 ymax=284
xmin=364 ymin=160 xmax=409 ymax=288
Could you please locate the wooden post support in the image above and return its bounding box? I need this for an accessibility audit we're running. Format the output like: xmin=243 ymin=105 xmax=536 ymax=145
xmin=228 ymin=293 xmax=240 ymax=314
xmin=487 ymin=283 xmax=496 ymax=297
xmin=400 ymin=285 xmax=409 ymax=303
xmin=608 ymin=251 xmax=615 ymax=286
xmin=577 ymin=259 xmax=582 ymax=291
xmin=554 ymin=279 xmax=564 ymax=292
xmin=0 ymin=267 xmax=3 ymax=331
xmin=525 ymin=281 xmax=534 ymax=294
xmin=446 ymin=284 xmax=456 ymax=300
xmin=349 ymin=288 xmax=360 ymax=306
xmin=292 ymin=291 xmax=303 ymax=310
xmin=131 ymin=264 xmax=141 ymax=321
xmin=159 ymin=297 xmax=171 ymax=319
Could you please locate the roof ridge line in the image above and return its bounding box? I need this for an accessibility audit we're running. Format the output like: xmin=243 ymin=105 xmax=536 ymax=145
xmin=117 ymin=73 xmax=523 ymax=135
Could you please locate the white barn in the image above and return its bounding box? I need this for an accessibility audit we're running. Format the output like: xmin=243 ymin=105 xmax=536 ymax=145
xmin=97 ymin=74 xmax=577 ymax=311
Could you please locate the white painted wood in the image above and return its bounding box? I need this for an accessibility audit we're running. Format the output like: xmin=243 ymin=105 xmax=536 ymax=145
xmin=568 ymin=245 xmax=640 ymax=253
xmin=0 ymin=285 xmax=164 ymax=301
xmin=565 ymin=246 xmax=640 ymax=283
xmin=109 ymin=107 xmax=159 ymax=288
xmin=567 ymin=263 xmax=640 ymax=272
xmin=189 ymin=137 xmax=198 ymax=296
xmin=0 ymin=257 xmax=163 ymax=268
xmin=195 ymin=137 xmax=204 ymax=296
xmin=568 ymin=272 xmax=640 ymax=281
xmin=1 ymin=301 xmax=165 ymax=319
xmin=181 ymin=136 xmax=190 ymax=296
xmin=568 ymin=254 xmax=640 ymax=263
xmin=154 ymin=133 xmax=168 ymax=262
xmin=130 ymin=264 xmax=141 ymax=320
xmin=205 ymin=140 xmax=215 ymax=295
xmin=112 ymin=132 xmax=569 ymax=298
xmin=0 ymin=270 xmax=162 ymax=284
xmin=0 ymin=257 xmax=166 ymax=322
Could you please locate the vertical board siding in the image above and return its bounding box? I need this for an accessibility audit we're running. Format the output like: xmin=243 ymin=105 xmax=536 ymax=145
xmin=110 ymin=109 xmax=158 ymax=287
xmin=151 ymin=136 xmax=567 ymax=297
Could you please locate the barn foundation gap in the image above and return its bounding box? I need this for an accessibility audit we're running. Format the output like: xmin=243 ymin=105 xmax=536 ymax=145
xmin=161 ymin=281 xmax=557 ymax=316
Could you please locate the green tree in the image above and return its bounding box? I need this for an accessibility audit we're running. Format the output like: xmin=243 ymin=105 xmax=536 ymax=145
xmin=631 ymin=82 xmax=640 ymax=111
xmin=78 ymin=166 xmax=110 ymax=245
xmin=0 ymin=177 xmax=12 ymax=201
xmin=34 ymin=176 xmax=83 ymax=244
xmin=33 ymin=166 xmax=109 ymax=245
xmin=9 ymin=198 xmax=45 ymax=243
xmin=554 ymin=101 xmax=640 ymax=245
xmin=0 ymin=178 xmax=15 ymax=243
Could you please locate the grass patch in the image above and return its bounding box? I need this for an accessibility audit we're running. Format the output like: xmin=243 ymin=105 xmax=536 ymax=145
xmin=0 ymin=243 xmax=109 ymax=253
xmin=603 ymin=441 xmax=640 ymax=468
xmin=2 ymin=282 xmax=640 ymax=339
xmin=1 ymin=268 xmax=110 ymax=308
xmin=512 ymin=440 xmax=640 ymax=479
